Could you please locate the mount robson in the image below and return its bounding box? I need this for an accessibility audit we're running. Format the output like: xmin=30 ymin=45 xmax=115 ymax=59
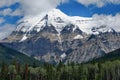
xmin=0 ymin=9 xmax=120 ymax=64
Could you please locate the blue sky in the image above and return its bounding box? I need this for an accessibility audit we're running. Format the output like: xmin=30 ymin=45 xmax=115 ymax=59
xmin=57 ymin=0 xmax=120 ymax=17
xmin=0 ymin=0 xmax=120 ymax=40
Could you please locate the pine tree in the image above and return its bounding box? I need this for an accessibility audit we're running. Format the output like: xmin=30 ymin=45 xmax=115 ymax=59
xmin=0 ymin=62 xmax=8 ymax=80
xmin=24 ymin=64 xmax=29 ymax=80
xmin=15 ymin=75 xmax=22 ymax=80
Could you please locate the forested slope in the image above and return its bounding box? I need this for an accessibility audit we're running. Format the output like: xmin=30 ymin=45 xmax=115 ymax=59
xmin=0 ymin=43 xmax=40 ymax=65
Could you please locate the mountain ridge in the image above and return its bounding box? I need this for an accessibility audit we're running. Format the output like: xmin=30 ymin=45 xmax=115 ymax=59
xmin=1 ymin=8 xmax=120 ymax=63
xmin=0 ymin=43 xmax=40 ymax=65
xmin=2 ymin=9 xmax=117 ymax=43
xmin=89 ymin=48 xmax=120 ymax=63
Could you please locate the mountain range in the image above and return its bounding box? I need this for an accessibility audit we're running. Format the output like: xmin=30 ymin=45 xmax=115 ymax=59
xmin=1 ymin=9 xmax=120 ymax=63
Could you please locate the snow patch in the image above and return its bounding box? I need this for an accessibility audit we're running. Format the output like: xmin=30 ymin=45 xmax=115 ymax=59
xmin=20 ymin=35 xmax=28 ymax=42
xmin=74 ymin=35 xmax=83 ymax=39
xmin=60 ymin=53 xmax=66 ymax=58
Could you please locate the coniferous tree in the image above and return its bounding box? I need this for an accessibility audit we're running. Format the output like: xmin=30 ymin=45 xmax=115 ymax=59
xmin=15 ymin=75 xmax=22 ymax=80
xmin=23 ymin=64 xmax=29 ymax=80
xmin=0 ymin=62 xmax=8 ymax=80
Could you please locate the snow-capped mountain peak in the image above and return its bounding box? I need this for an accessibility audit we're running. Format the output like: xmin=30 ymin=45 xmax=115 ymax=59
xmin=15 ymin=9 xmax=94 ymax=33
xmin=16 ymin=9 xmax=71 ymax=33
xmin=2 ymin=9 xmax=120 ymax=64
xmin=15 ymin=8 xmax=115 ymax=38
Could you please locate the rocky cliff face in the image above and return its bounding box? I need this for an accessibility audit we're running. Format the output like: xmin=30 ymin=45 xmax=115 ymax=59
xmin=65 ymin=33 xmax=120 ymax=63
xmin=1 ymin=9 xmax=120 ymax=63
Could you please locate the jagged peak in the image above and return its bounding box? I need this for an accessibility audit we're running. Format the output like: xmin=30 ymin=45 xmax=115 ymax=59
xmin=47 ymin=8 xmax=68 ymax=17
xmin=91 ymin=26 xmax=117 ymax=35
xmin=16 ymin=8 xmax=118 ymax=36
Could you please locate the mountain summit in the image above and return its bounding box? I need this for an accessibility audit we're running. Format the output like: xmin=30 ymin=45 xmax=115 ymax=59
xmin=1 ymin=9 xmax=120 ymax=63
xmin=4 ymin=9 xmax=115 ymax=42
xmin=16 ymin=9 xmax=93 ymax=33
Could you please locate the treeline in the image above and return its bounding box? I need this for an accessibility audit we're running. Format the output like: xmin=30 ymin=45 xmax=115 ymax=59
xmin=0 ymin=60 xmax=120 ymax=80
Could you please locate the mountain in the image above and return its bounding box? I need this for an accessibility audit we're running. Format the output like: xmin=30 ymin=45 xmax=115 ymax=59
xmin=1 ymin=9 xmax=120 ymax=63
xmin=91 ymin=48 xmax=120 ymax=63
xmin=0 ymin=43 xmax=40 ymax=65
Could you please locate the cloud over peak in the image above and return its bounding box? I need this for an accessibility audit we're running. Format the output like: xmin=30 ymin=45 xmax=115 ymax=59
xmin=92 ymin=13 xmax=120 ymax=32
xmin=0 ymin=0 xmax=68 ymax=17
xmin=0 ymin=24 xmax=15 ymax=40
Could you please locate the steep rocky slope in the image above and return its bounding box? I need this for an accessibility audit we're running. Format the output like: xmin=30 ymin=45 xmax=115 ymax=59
xmin=1 ymin=9 xmax=120 ymax=63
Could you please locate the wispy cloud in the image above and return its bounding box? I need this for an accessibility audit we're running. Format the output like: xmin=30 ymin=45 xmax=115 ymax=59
xmin=0 ymin=18 xmax=5 ymax=24
xmin=0 ymin=0 xmax=68 ymax=17
xmin=0 ymin=24 xmax=15 ymax=40
xmin=92 ymin=13 xmax=120 ymax=32
xmin=0 ymin=8 xmax=22 ymax=16
xmin=77 ymin=0 xmax=120 ymax=7
xmin=0 ymin=8 xmax=12 ymax=16
xmin=19 ymin=0 xmax=68 ymax=16
xmin=0 ymin=0 xmax=20 ymax=8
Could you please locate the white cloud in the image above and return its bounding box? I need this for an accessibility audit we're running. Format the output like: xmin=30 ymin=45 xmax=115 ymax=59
xmin=77 ymin=0 xmax=120 ymax=7
xmin=92 ymin=13 xmax=120 ymax=32
xmin=19 ymin=0 xmax=68 ymax=16
xmin=10 ymin=9 xmax=22 ymax=16
xmin=77 ymin=0 xmax=104 ymax=7
xmin=0 ymin=0 xmax=68 ymax=17
xmin=0 ymin=8 xmax=22 ymax=16
xmin=0 ymin=0 xmax=20 ymax=8
xmin=107 ymin=0 xmax=120 ymax=4
xmin=0 ymin=18 xmax=5 ymax=24
xmin=0 ymin=8 xmax=12 ymax=16
xmin=0 ymin=24 xmax=16 ymax=40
